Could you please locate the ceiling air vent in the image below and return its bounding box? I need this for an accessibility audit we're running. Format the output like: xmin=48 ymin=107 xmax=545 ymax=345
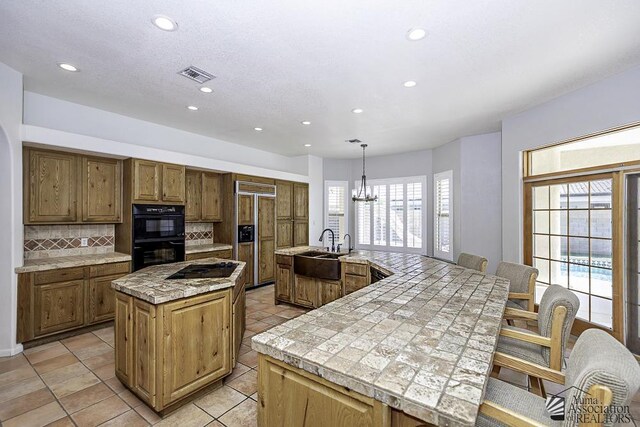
xmin=178 ymin=66 xmax=215 ymax=84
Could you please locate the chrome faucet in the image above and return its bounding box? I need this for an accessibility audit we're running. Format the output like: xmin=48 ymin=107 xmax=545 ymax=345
xmin=319 ymin=228 xmax=335 ymax=252
xmin=343 ymin=234 xmax=353 ymax=253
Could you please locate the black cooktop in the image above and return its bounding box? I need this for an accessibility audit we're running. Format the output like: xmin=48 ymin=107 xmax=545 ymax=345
xmin=166 ymin=262 xmax=236 ymax=280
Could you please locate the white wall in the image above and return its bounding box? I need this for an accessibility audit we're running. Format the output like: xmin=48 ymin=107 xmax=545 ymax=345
xmin=460 ymin=132 xmax=502 ymax=273
xmin=307 ymin=155 xmax=324 ymax=242
xmin=501 ymin=64 xmax=640 ymax=263
xmin=23 ymin=92 xmax=308 ymax=176
xmin=0 ymin=62 xmax=24 ymax=356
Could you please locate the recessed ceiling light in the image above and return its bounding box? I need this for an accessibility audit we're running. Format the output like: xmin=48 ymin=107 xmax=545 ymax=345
xmin=254 ymin=127 xmax=263 ymax=131
xmin=187 ymin=105 xmax=198 ymax=111
xmin=403 ymin=80 xmax=417 ymax=88
xmin=152 ymin=15 xmax=178 ymax=31
xmin=301 ymin=121 xmax=311 ymax=125
xmin=58 ymin=63 xmax=78 ymax=72
xmin=352 ymin=108 xmax=363 ymax=114
xmin=406 ymin=28 xmax=427 ymax=41
xmin=199 ymin=87 xmax=213 ymax=93
xmin=304 ymin=144 xmax=312 ymax=147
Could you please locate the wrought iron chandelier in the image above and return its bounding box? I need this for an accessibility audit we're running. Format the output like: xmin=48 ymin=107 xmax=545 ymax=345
xmin=352 ymin=143 xmax=377 ymax=202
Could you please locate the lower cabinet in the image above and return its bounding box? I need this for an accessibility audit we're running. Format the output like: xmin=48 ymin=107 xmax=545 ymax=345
xmin=293 ymin=275 xmax=317 ymax=308
xmin=34 ymin=280 xmax=84 ymax=337
xmin=275 ymin=264 xmax=292 ymax=302
xmin=115 ymin=289 xmax=234 ymax=412
xmin=317 ymin=279 xmax=342 ymax=306
xmin=17 ymin=261 xmax=130 ymax=343
xmin=232 ymin=286 xmax=246 ymax=366
xmin=258 ymin=354 xmax=388 ymax=426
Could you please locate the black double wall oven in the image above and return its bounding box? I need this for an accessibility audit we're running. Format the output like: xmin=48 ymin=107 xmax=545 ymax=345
xmin=132 ymin=204 xmax=185 ymax=271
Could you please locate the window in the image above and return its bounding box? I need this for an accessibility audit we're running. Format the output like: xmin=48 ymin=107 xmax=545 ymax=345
xmin=434 ymin=171 xmax=453 ymax=261
xmin=529 ymin=177 xmax=614 ymax=328
xmin=355 ymin=176 xmax=426 ymax=253
xmin=324 ymin=181 xmax=348 ymax=246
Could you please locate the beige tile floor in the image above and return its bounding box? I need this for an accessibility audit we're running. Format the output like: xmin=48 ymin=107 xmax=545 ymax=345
xmin=1 ymin=284 xmax=638 ymax=426
xmin=0 ymin=285 xmax=308 ymax=427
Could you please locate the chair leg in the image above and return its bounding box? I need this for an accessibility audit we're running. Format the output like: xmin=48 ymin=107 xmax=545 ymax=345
xmin=529 ymin=376 xmax=546 ymax=398
xmin=491 ymin=365 xmax=501 ymax=378
xmin=506 ymin=319 xmax=515 ymax=326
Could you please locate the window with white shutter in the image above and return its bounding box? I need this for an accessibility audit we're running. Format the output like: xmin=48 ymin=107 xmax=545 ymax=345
xmin=354 ymin=176 xmax=426 ymax=254
xmin=324 ymin=181 xmax=348 ymax=246
xmin=434 ymin=171 xmax=453 ymax=261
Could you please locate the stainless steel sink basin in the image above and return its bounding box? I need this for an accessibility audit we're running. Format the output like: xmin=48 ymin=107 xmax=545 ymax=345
xmin=294 ymin=251 xmax=342 ymax=280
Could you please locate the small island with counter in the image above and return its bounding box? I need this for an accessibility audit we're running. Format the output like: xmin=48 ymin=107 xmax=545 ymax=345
xmin=110 ymin=258 xmax=246 ymax=414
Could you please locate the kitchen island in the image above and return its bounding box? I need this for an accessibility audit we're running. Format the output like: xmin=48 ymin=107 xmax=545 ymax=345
xmin=111 ymin=258 xmax=246 ymax=414
xmin=252 ymin=250 xmax=509 ymax=427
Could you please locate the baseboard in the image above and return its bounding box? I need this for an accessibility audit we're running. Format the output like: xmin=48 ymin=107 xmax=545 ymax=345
xmin=0 ymin=343 xmax=24 ymax=357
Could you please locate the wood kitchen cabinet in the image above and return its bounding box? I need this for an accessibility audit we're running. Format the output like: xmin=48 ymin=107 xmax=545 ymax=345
xmin=275 ymin=180 xmax=309 ymax=248
xmin=82 ymin=156 xmax=122 ymax=223
xmin=275 ymin=259 xmax=293 ymax=303
xmin=24 ymin=148 xmax=123 ymax=224
xmin=185 ymin=169 xmax=222 ymax=222
xmin=25 ymin=148 xmax=78 ymax=223
xmin=115 ymin=288 xmax=234 ymax=412
xmin=129 ymin=159 xmax=185 ymax=204
xmin=293 ymin=275 xmax=317 ymax=308
xmin=17 ymin=261 xmax=131 ymax=343
xmin=342 ymin=261 xmax=371 ymax=295
xmin=232 ymin=286 xmax=246 ymax=366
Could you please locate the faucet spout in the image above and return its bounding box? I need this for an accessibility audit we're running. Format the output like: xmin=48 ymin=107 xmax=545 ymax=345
xmin=319 ymin=228 xmax=336 ymax=252
xmin=343 ymin=234 xmax=353 ymax=253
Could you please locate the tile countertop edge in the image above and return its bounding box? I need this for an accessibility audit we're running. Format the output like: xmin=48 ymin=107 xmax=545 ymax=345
xmin=111 ymin=259 xmax=246 ymax=305
xmin=15 ymin=252 xmax=132 ymax=273
xmin=251 ymin=251 xmax=510 ymax=427
xmin=185 ymin=243 xmax=233 ymax=255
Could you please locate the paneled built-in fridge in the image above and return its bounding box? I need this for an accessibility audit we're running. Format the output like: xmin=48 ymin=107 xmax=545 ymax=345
xmin=234 ymin=181 xmax=276 ymax=289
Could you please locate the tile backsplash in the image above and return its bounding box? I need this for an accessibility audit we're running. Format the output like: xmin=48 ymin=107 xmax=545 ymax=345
xmin=186 ymin=223 xmax=214 ymax=246
xmin=24 ymin=224 xmax=115 ymax=260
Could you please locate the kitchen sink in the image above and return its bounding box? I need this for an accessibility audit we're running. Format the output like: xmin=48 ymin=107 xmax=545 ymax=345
xmin=294 ymin=251 xmax=342 ymax=280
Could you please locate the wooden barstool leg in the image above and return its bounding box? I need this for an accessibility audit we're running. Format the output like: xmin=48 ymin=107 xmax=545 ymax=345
xmin=491 ymin=365 xmax=501 ymax=378
xmin=529 ymin=376 xmax=546 ymax=398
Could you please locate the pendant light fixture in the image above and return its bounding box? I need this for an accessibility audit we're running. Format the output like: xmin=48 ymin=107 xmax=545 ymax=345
xmin=352 ymin=142 xmax=378 ymax=202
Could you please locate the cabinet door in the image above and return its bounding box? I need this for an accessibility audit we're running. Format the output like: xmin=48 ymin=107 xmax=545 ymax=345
xmin=26 ymin=149 xmax=78 ymax=223
xmin=133 ymin=299 xmax=156 ymax=406
xmin=237 ymin=194 xmax=254 ymax=225
xmin=88 ymin=274 xmax=120 ymax=324
xmin=115 ymin=292 xmax=133 ymax=384
xmin=276 ymin=265 xmax=292 ymax=302
xmin=163 ymin=291 xmax=231 ymax=405
xmin=318 ymin=279 xmax=342 ymax=306
xmin=293 ymin=275 xmax=316 ymax=308
xmin=276 ymin=220 xmax=293 ymax=248
xmin=344 ymin=274 xmax=369 ymax=295
xmin=232 ymin=287 xmax=246 ymax=366
xmin=34 ymin=280 xmax=84 ymax=336
xmin=258 ymin=196 xmax=275 ymax=284
xmin=162 ymin=164 xmax=185 ymax=203
xmin=201 ymin=172 xmax=221 ymax=221
xmin=293 ymin=183 xmax=309 ymax=221
xmin=294 ymin=221 xmax=309 ymax=246
xmin=237 ymin=242 xmax=254 ymax=286
xmin=133 ymin=159 xmax=161 ymax=202
xmin=185 ymin=170 xmax=202 ymax=221
xmin=276 ymin=180 xmax=293 ymax=220
xmin=82 ymin=156 xmax=122 ymax=223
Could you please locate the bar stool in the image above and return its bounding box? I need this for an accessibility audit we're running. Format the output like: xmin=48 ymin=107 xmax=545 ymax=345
xmin=457 ymin=252 xmax=488 ymax=273
xmin=496 ymin=261 xmax=538 ymax=313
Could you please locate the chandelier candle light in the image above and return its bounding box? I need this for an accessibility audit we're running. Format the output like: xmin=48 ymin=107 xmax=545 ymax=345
xmin=352 ymin=142 xmax=378 ymax=202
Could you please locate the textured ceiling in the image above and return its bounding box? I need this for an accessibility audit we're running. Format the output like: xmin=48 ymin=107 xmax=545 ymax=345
xmin=1 ymin=1 xmax=640 ymax=158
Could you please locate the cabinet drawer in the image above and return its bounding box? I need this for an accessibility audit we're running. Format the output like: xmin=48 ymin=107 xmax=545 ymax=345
xmin=90 ymin=262 xmax=130 ymax=278
xmin=215 ymin=249 xmax=233 ymax=259
xmin=186 ymin=249 xmax=233 ymax=261
xmin=344 ymin=263 xmax=368 ymax=277
xmin=276 ymin=254 xmax=292 ymax=266
xmin=344 ymin=274 xmax=369 ymax=295
xmin=34 ymin=267 xmax=85 ymax=285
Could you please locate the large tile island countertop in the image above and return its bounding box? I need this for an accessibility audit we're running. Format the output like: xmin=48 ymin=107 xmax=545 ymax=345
xmin=252 ymin=247 xmax=510 ymax=426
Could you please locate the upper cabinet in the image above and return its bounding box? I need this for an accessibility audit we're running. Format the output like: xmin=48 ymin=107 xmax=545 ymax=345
xmin=130 ymin=159 xmax=185 ymax=204
xmin=276 ymin=180 xmax=293 ymax=220
xmin=185 ymin=169 xmax=221 ymax=222
xmin=293 ymin=183 xmax=309 ymax=221
xmin=82 ymin=156 xmax=122 ymax=223
xmin=24 ymin=148 xmax=122 ymax=224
